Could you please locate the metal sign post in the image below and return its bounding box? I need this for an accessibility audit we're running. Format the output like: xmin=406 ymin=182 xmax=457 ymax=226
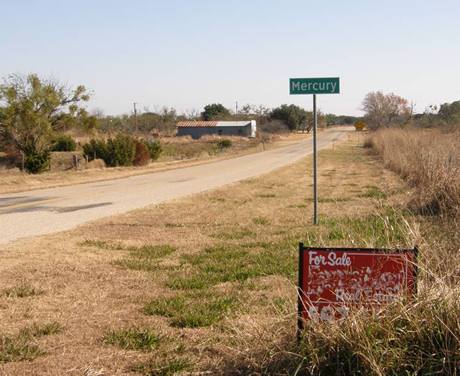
xmin=312 ymin=94 xmax=318 ymax=225
xmin=289 ymin=77 xmax=340 ymax=225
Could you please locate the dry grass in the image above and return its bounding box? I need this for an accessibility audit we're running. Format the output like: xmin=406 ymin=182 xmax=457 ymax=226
xmin=367 ymin=127 xmax=460 ymax=217
xmin=0 ymin=133 xmax=457 ymax=374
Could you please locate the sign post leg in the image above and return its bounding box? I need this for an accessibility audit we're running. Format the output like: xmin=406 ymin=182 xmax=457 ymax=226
xmin=297 ymin=242 xmax=304 ymax=342
xmin=313 ymin=94 xmax=318 ymax=225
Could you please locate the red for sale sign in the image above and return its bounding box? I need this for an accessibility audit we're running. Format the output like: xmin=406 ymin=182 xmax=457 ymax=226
xmin=298 ymin=244 xmax=417 ymax=325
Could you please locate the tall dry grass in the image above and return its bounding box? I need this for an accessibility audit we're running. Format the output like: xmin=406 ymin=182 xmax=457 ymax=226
xmin=290 ymin=129 xmax=460 ymax=375
xmin=227 ymin=215 xmax=460 ymax=375
xmin=223 ymin=130 xmax=460 ymax=375
xmin=366 ymin=128 xmax=460 ymax=217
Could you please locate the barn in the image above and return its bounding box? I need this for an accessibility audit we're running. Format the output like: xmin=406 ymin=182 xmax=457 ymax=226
xmin=176 ymin=120 xmax=257 ymax=139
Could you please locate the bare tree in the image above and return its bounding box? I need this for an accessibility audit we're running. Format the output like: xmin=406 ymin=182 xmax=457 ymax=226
xmin=362 ymin=91 xmax=411 ymax=129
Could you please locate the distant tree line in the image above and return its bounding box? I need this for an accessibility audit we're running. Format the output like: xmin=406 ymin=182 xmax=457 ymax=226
xmin=361 ymin=91 xmax=460 ymax=130
xmin=0 ymin=73 xmax=362 ymax=173
xmin=413 ymin=100 xmax=460 ymax=129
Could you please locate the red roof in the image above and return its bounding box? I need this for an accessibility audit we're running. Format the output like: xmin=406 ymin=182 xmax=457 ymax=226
xmin=177 ymin=121 xmax=218 ymax=128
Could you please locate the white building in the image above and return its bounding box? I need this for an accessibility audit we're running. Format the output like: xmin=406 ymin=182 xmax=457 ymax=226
xmin=177 ymin=120 xmax=257 ymax=139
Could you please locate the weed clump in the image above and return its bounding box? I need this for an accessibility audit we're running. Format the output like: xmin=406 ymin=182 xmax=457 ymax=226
xmin=144 ymin=292 xmax=236 ymax=328
xmin=216 ymin=139 xmax=232 ymax=150
xmin=2 ymin=282 xmax=44 ymax=298
xmin=131 ymin=357 xmax=190 ymax=376
xmin=114 ymin=244 xmax=175 ymax=271
xmin=0 ymin=322 xmax=62 ymax=363
xmin=103 ymin=328 xmax=160 ymax=352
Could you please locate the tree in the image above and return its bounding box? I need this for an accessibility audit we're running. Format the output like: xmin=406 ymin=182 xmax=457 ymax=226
xmin=438 ymin=100 xmax=460 ymax=124
xmin=270 ymin=104 xmax=309 ymax=131
xmin=361 ymin=91 xmax=411 ymax=130
xmin=0 ymin=74 xmax=92 ymax=172
xmin=201 ymin=103 xmax=231 ymax=120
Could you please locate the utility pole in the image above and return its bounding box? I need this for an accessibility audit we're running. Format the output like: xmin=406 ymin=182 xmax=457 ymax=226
xmin=235 ymin=101 xmax=238 ymax=115
xmin=133 ymin=102 xmax=138 ymax=134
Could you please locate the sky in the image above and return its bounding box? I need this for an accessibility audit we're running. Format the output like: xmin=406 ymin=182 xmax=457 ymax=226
xmin=1 ymin=0 xmax=459 ymax=116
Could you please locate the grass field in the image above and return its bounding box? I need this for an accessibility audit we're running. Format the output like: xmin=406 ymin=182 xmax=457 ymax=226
xmin=0 ymin=133 xmax=458 ymax=375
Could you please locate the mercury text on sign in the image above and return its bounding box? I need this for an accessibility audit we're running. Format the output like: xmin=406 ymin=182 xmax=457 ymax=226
xmin=290 ymin=77 xmax=340 ymax=95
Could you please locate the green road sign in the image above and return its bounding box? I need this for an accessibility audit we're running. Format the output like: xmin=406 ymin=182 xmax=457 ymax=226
xmin=290 ymin=77 xmax=340 ymax=95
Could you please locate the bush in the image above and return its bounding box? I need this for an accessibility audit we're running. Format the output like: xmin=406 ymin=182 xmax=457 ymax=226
xmin=83 ymin=139 xmax=109 ymax=162
xmin=133 ymin=141 xmax=151 ymax=166
xmin=24 ymin=151 xmax=50 ymax=174
xmin=83 ymin=136 xmax=160 ymax=167
xmin=106 ymin=134 xmax=136 ymax=166
xmin=145 ymin=140 xmax=162 ymax=161
xmin=51 ymin=135 xmax=77 ymax=152
xmin=271 ymin=104 xmax=309 ymax=131
xmin=216 ymin=139 xmax=232 ymax=149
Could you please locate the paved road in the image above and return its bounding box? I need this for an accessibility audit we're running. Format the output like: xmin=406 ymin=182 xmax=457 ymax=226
xmin=0 ymin=128 xmax=350 ymax=245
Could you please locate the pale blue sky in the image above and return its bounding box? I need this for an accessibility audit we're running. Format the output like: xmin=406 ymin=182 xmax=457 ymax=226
xmin=1 ymin=0 xmax=459 ymax=116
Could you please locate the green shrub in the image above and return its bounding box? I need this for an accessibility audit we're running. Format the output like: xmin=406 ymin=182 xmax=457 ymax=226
xmin=145 ymin=140 xmax=162 ymax=161
xmin=51 ymin=135 xmax=76 ymax=152
xmin=83 ymin=136 xmax=158 ymax=167
xmin=133 ymin=140 xmax=151 ymax=166
xmin=24 ymin=151 xmax=50 ymax=174
xmin=83 ymin=139 xmax=108 ymax=162
xmin=106 ymin=134 xmax=136 ymax=166
xmin=216 ymin=139 xmax=232 ymax=149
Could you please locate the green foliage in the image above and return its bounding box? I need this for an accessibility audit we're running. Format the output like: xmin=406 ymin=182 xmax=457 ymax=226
xmin=438 ymin=100 xmax=460 ymax=124
xmin=24 ymin=151 xmax=50 ymax=173
xmin=134 ymin=140 xmax=151 ymax=166
xmin=324 ymin=113 xmax=360 ymax=126
xmin=83 ymin=139 xmax=108 ymax=162
xmin=83 ymin=137 xmax=161 ymax=167
xmin=2 ymin=282 xmax=44 ymax=298
xmin=0 ymin=322 xmax=62 ymax=363
xmin=167 ymin=243 xmax=294 ymax=291
xmin=359 ymin=185 xmax=387 ymax=199
xmin=0 ymin=74 xmax=92 ymax=173
xmin=201 ymin=103 xmax=231 ymax=120
xmin=83 ymin=135 xmax=137 ymax=167
xmin=216 ymin=139 xmax=232 ymax=149
xmin=51 ymin=134 xmax=77 ymax=152
xmin=106 ymin=134 xmax=136 ymax=166
xmin=103 ymin=328 xmax=160 ymax=352
xmin=144 ymin=292 xmax=237 ymax=328
xmin=131 ymin=358 xmax=190 ymax=376
xmin=97 ymin=108 xmax=177 ymax=134
xmin=270 ymin=104 xmax=309 ymax=131
xmin=114 ymin=244 xmax=175 ymax=271
xmin=145 ymin=140 xmax=162 ymax=160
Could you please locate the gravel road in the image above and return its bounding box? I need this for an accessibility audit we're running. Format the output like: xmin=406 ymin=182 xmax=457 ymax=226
xmin=0 ymin=128 xmax=350 ymax=245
